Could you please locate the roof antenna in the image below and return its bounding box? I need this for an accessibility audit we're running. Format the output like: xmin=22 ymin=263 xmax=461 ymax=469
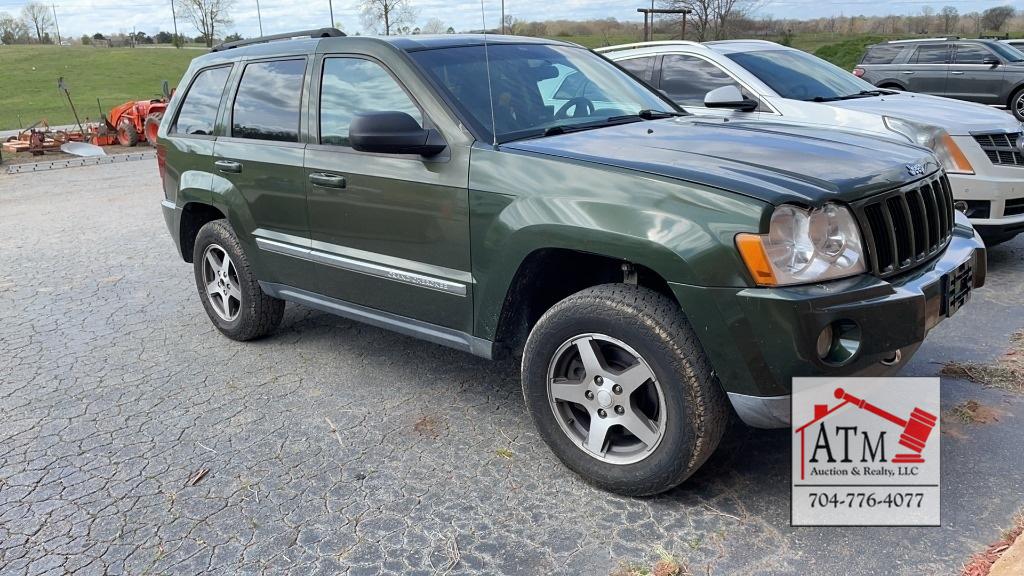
xmin=480 ymin=0 xmax=498 ymax=148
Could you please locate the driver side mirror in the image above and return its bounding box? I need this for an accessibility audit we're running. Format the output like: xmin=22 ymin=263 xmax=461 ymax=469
xmin=704 ymin=85 xmax=758 ymax=112
xmin=983 ymin=56 xmax=1000 ymax=67
xmin=349 ymin=112 xmax=447 ymax=157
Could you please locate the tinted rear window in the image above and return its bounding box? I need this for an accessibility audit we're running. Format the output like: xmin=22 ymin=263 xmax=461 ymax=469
xmin=912 ymin=45 xmax=950 ymax=64
xmin=173 ymin=66 xmax=230 ymax=136
xmin=861 ymin=45 xmax=902 ymax=64
xmin=232 ymin=59 xmax=305 ymax=142
xmin=617 ymin=56 xmax=656 ymax=84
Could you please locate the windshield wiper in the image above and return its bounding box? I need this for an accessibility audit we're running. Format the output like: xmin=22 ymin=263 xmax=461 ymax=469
xmin=807 ymin=89 xmax=895 ymax=102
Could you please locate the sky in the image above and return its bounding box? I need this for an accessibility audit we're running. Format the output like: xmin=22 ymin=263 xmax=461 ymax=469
xmin=0 ymin=0 xmax=1020 ymax=40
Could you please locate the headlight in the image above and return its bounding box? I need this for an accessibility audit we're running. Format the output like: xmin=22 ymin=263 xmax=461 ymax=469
xmin=735 ymin=203 xmax=867 ymax=286
xmin=883 ymin=116 xmax=974 ymax=175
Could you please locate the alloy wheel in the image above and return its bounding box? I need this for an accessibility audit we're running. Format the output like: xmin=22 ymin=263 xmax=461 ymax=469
xmin=546 ymin=333 xmax=667 ymax=465
xmin=202 ymin=244 xmax=242 ymax=322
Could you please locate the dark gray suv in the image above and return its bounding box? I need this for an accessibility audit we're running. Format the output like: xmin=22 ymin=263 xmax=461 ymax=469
xmin=855 ymin=38 xmax=1024 ymax=121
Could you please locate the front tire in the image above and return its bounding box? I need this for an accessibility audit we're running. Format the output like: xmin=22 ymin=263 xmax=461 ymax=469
xmin=116 ymin=119 xmax=139 ymax=147
xmin=1010 ymin=87 xmax=1024 ymax=122
xmin=521 ymin=284 xmax=728 ymax=496
xmin=192 ymin=220 xmax=284 ymax=341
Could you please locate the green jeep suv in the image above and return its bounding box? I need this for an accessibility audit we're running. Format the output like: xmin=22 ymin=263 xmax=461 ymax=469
xmin=158 ymin=30 xmax=986 ymax=495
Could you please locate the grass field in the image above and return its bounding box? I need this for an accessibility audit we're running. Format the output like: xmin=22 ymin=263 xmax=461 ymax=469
xmin=0 ymin=34 xmax=885 ymax=130
xmin=0 ymin=45 xmax=202 ymax=131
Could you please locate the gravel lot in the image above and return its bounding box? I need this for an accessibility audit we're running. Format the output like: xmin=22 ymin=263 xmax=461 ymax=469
xmin=1 ymin=159 xmax=1022 ymax=575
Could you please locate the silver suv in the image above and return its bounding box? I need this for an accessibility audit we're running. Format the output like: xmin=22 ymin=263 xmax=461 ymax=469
xmin=855 ymin=38 xmax=1024 ymax=121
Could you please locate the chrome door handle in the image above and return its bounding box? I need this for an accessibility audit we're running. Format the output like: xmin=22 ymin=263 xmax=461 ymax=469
xmin=900 ymin=71 xmax=914 ymax=75
xmin=214 ymin=160 xmax=242 ymax=173
xmin=950 ymin=71 xmax=964 ymax=75
xmin=309 ymin=172 xmax=347 ymax=189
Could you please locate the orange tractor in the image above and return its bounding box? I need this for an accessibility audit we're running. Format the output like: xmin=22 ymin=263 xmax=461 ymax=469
xmin=107 ymin=81 xmax=173 ymax=147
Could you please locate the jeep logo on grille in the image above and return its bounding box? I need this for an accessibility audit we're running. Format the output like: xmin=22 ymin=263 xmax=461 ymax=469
xmin=906 ymin=163 xmax=926 ymax=176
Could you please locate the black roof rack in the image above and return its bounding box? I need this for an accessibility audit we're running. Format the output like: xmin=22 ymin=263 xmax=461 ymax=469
xmin=211 ymin=28 xmax=345 ymax=52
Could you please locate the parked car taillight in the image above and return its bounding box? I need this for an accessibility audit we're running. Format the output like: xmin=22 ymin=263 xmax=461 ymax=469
xmin=852 ymin=67 xmax=865 ymax=78
xmin=156 ymin=144 xmax=169 ymax=198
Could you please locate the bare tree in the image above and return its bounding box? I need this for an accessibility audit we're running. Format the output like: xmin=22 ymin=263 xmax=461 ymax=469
xmin=940 ymin=6 xmax=959 ymax=34
xmin=20 ymin=2 xmax=52 ymax=43
xmin=661 ymin=0 xmax=756 ymax=42
xmin=359 ymin=0 xmax=417 ymax=36
xmin=981 ymin=5 xmax=1015 ymax=32
xmin=502 ymin=14 xmax=521 ymax=35
xmin=420 ymin=17 xmax=447 ymax=34
xmin=175 ymin=0 xmax=235 ymax=47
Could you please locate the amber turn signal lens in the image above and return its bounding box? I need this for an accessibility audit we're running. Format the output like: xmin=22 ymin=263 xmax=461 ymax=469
xmin=942 ymin=133 xmax=974 ymax=174
xmin=735 ymin=233 xmax=777 ymax=286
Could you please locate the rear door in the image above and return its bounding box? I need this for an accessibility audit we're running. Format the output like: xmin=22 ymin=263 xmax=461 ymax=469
xmin=903 ymin=44 xmax=951 ymax=95
xmin=303 ymin=55 xmax=473 ymax=332
xmin=212 ymin=57 xmax=319 ymax=289
xmin=948 ymin=42 xmax=1004 ymax=104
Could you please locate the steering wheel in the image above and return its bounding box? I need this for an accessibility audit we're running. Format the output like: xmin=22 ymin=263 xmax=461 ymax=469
xmin=555 ymin=97 xmax=595 ymax=120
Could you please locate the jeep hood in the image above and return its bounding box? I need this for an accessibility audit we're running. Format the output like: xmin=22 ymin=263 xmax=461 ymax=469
xmin=825 ymin=91 xmax=1020 ymax=135
xmin=502 ymin=117 xmax=938 ymax=205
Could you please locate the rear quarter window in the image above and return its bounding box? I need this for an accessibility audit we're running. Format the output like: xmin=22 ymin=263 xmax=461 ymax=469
xmin=172 ymin=66 xmax=231 ymax=136
xmin=861 ymin=45 xmax=902 ymax=65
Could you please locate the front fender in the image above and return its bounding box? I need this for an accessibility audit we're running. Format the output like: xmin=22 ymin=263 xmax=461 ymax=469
xmin=468 ymin=146 xmax=767 ymax=339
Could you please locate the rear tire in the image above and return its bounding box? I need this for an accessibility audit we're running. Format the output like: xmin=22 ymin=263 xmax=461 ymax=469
xmin=144 ymin=112 xmax=163 ymax=147
xmin=521 ymin=284 xmax=729 ymax=496
xmin=1010 ymin=87 xmax=1024 ymax=122
xmin=116 ymin=119 xmax=139 ymax=147
xmin=192 ymin=219 xmax=285 ymax=341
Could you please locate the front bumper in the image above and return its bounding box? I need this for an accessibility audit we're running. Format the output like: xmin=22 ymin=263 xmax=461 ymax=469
xmin=670 ymin=215 xmax=986 ymax=429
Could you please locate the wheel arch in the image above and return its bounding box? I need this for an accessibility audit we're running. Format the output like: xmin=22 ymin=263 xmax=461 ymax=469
xmin=178 ymin=201 xmax=227 ymax=263
xmin=483 ymin=235 xmax=691 ymax=358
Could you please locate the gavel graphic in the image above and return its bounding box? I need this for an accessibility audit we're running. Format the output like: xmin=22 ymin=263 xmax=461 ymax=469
xmin=834 ymin=388 xmax=937 ymax=464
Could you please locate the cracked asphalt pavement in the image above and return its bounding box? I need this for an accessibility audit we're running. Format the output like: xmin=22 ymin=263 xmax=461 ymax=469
xmin=1 ymin=160 xmax=1023 ymax=575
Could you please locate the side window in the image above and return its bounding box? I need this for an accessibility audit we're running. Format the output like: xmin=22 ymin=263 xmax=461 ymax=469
xmin=861 ymin=45 xmax=902 ymax=65
xmin=232 ymin=59 xmax=305 ymax=142
xmin=172 ymin=66 xmax=230 ymax=136
xmin=912 ymin=45 xmax=951 ymax=64
xmin=954 ymin=44 xmax=992 ymax=64
xmin=618 ymin=56 xmax=657 ymax=84
xmin=660 ymin=54 xmax=740 ymax=107
xmin=320 ymin=58 xmax=422 ymax=147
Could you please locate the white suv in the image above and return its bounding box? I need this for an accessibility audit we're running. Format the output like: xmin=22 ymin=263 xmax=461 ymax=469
xmin=600 ymin=40 xmax=1024 ymax=244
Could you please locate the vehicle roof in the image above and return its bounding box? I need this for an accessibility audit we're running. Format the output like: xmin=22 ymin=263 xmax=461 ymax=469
xmin=201 ymin=33 xmax=576 ymax=60
xmin=598 ymin=39 xmax=796 ymax=59
xmin=702 ymin=39 xmax=795 ymax=54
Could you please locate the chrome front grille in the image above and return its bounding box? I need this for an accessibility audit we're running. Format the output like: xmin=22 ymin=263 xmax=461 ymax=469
xmin=852 ymin=172 xmax=954 ymax=278
xmin=972 ymin=132 xmax=1024 ymax=166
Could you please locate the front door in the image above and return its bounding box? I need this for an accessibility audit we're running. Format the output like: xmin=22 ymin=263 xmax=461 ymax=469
xmin=903 ymin=44 xmax=951 ymax=95
xmin=304 ymin=55 xmax=473 ymax=332
xmin=948 ymin=43 xmax=1005 ymax=104
xmin=212 ymin=57 xmax=318 ymax=289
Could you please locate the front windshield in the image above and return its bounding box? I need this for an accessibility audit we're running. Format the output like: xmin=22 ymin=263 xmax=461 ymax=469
xmin=726 ymin=49 xmax=879 ymax=101
xmin=409 ymin=43 xmax=680 ymax=144
xmin=989 ymin=42 xmax=1024 ymax=62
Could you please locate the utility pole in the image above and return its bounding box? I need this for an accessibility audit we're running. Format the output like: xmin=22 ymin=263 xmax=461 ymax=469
xmin=51 ymin=4 xmax=61 ymax=45
xmin=501 ymin=0 xmax=505 ymax=34
xmin=170 ymin=0 xmax=180 ymax=48
xmin=256 ymin=0 xmax=264 ymax=35
xmin=328 ymin=0 xmax=334 ymax=29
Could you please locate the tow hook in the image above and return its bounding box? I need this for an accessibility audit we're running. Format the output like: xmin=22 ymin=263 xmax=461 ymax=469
xmin=880 ymin=349 xmax=902 ymax=366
